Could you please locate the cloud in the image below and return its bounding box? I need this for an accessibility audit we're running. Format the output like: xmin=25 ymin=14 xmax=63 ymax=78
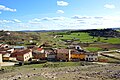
xmin=13 ymin=19 xmax=21 ymax=23
xmin=57 ymin=10 xmax=64 ymax=14
xmin=28 ymin=18 xmax=41 ymax=24
xmin=19 ymin=23 xmax=29 ymax=28
xmin=41 ymin=17 xmax=65 ymax=21
xmin=104 ymin=4 xmax=115 ymax=9
xmin=0 ymin=5 xmax=16 ymax=12
xmin=94 ymin=17 xmax=103 ymax=19
xmin=57 ymin=1 xmax=69 ymax=6
xmin=52 ymin=17 xmax=65 ymax=21
xmin=33 ymin=18 xmax=41 ymax=22
xmin=0 ymin=19 xmax=21 ymax=24
xmin=41 ymin=17 xmax=51 ymax=21
xmin=0 ymin=19 xmax=14 ymax=24
xmin=72 ymin=15 xmax=91 ymax=19
xmin=0 ymin=12 xmax=1 ymax=14
xmin=71 ymin=15 xmax=81 ymax=19
xmin=1 ymin=15 xmax=120 ymax=31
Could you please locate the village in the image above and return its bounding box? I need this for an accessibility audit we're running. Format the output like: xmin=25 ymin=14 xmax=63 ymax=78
xmin=0 ymin=30 xmax=120 ymax=80
xmin=0 ymin=43 xmax=99 ymax=66
xmin=0 ymin=30 xmax=119 ymax=80
xmin=0 ymin=29 xmax=120 ymax=67
xmin=0 ymin=43 xmax=120 ymax=80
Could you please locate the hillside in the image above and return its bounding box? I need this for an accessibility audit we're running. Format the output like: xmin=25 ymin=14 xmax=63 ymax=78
xmin=71 ymin=29 xmax=120 ymax=38
xmin=0 ymin=29 xmax=120 ymax=51
xmin=0 ymin=31 xmax=40 ymax=45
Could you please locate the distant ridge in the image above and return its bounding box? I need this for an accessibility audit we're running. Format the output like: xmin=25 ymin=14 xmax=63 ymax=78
xmin=18 ymin=29 xmax=73 ymax=32
xmin=18 ymin=27 xmax=120 ymax=32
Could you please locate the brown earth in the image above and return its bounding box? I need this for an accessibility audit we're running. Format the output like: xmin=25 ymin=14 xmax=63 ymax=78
xmin=90 ymin=43 xmax=120 ymax=49
xmin=0 ymin=64 xmax=120 ymax=80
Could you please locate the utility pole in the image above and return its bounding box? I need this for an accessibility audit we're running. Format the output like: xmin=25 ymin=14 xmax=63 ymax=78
xmin=0 ymin=62 xmax=1 ymax=70
xmin=0 ymin=54 xmax=2 ymax=70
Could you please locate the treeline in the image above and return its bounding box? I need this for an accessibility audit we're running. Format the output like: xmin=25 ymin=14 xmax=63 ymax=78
xmin=71 ymin=29 xmax=120 ymax=38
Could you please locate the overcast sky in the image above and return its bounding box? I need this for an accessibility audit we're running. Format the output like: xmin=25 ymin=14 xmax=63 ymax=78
xmin=0 ymin=0 xmax=120 ymax=31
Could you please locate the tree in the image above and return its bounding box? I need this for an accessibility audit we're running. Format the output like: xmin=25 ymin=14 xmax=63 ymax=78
xmin=97 ymin=36 xmax=101 ymax=42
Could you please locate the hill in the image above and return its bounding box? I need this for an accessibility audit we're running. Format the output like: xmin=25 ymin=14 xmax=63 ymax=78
xmin=0 ymin=30 xmax=40 ymax=45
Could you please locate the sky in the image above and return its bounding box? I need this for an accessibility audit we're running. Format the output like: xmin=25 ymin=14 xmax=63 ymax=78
xmin=0 ymin=0 xmax=120 ymax=31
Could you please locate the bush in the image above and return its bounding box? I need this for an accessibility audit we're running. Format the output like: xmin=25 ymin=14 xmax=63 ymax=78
xmin=18 ymin=62 xmax=24 ymax=66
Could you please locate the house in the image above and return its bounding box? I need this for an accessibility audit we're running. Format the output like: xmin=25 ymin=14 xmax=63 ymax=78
xmin=0 ymin=44 xmax=9 ymax=48
xmin=67 ymin=45 xmax=75 ymax=49
xmin=17 ymin=42 xmax=24 ymax=44
xmin=13 ymin=46 xmax=25 ymax=50
xmin=32 ymin=48 xmax=47 ymax=60
xmin=85 ymin=53 xmax=98 ymax=61
xmin=71 ymin=50 xmax=86 ymax=61
xmin=0 ymin=48 xmax=14 ymax=53
xmin=56 ymin=49 xmax=71 ymax=61
xmin=0 ymin=47 xmax=15 ymax=61
xmin=1 ymin=52 xmax=16 ymax=61
xmin=2 ymin=53 xmax=11 ymax=61
xmin=68 ymin=45 xmax=83 ymax=50
xmin=27 ymin=45 xmax=36 ymax=49
xmin=0 ymin=54 xmax=2 ymax=63
xmin=0 ymin=51 xmax=16 ymax=61
xmin=45 ymin=49 xmax=57 ymax=61
xmin=75 ymin=45 xmax=82 ymax=50
xmin=11 ymin=49 xmax=32 ymax=61
xmin=6 ymin=32 xmax=10 ymax=35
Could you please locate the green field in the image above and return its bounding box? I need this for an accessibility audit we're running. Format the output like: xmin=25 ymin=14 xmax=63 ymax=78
xmin=85 ymin=47 xmax=102 ymax=52
xmin=59 ymin=32 xmax=97 ymax=43
xmin=101 ymin=38 xmax=120 ymax=44
xmin=56 ymin=32 xmax=120 ymax=44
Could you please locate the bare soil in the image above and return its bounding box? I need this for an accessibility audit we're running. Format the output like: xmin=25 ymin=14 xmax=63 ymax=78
xmin=90 ymin=43 xmax=120 ymax=49
xmin=0 ymin=63 xmax=120 ymax=80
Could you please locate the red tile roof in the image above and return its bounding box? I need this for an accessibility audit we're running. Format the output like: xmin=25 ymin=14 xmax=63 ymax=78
xmin=37 ymin=48 xmax=43 ymax=51
xmin=0 ymin=48 xmax=11 ymax=51
xmin=0 ymin=51 xmax=8 ymax=55
xmin=12 ymin=49 xmax=32 ymax=56
xmin=57 ymin=49 xmax=69 ymax=54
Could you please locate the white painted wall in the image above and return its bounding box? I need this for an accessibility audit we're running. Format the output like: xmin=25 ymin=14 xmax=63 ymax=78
xmin=85 ymin=54 xmax=98 ymax=61
xmin=23 ymin=52 xmax=32 ymax=61
xmin=75 ymin=45 xmax=82 ymax=50
xmin=0 ymin=54 xmax=2 ymax=63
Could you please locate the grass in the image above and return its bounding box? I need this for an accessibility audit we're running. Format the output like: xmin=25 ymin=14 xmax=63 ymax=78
xmin=116 ymin=30 xmax=120 ymax=32
xmin=59 ymin=32 xmax=98 ymax=43
xmin=101 ymin=38 xmax=120 ymax=44
xmin=85 ymin=47 xmax=102 ymax=52
xmin=58 ymin=32 xmax=120 ymax=44
xmin=19 ymin=62 xmax=82 ymax=68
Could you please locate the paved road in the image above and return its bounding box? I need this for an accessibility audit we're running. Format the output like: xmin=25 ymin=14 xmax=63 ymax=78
xmin=0 ymin=62 xmax=15 ymax=66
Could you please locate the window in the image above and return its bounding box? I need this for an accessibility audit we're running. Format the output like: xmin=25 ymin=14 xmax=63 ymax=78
xmin=90 ymin=58 xmax=93 ymax=61
xmin=95 ymin=58 xmax=98 ymax=61
xmin=86 ymin=58 xmax=88 ymax=61
xmin=66 ymin=54 xmax=68 ymax=56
